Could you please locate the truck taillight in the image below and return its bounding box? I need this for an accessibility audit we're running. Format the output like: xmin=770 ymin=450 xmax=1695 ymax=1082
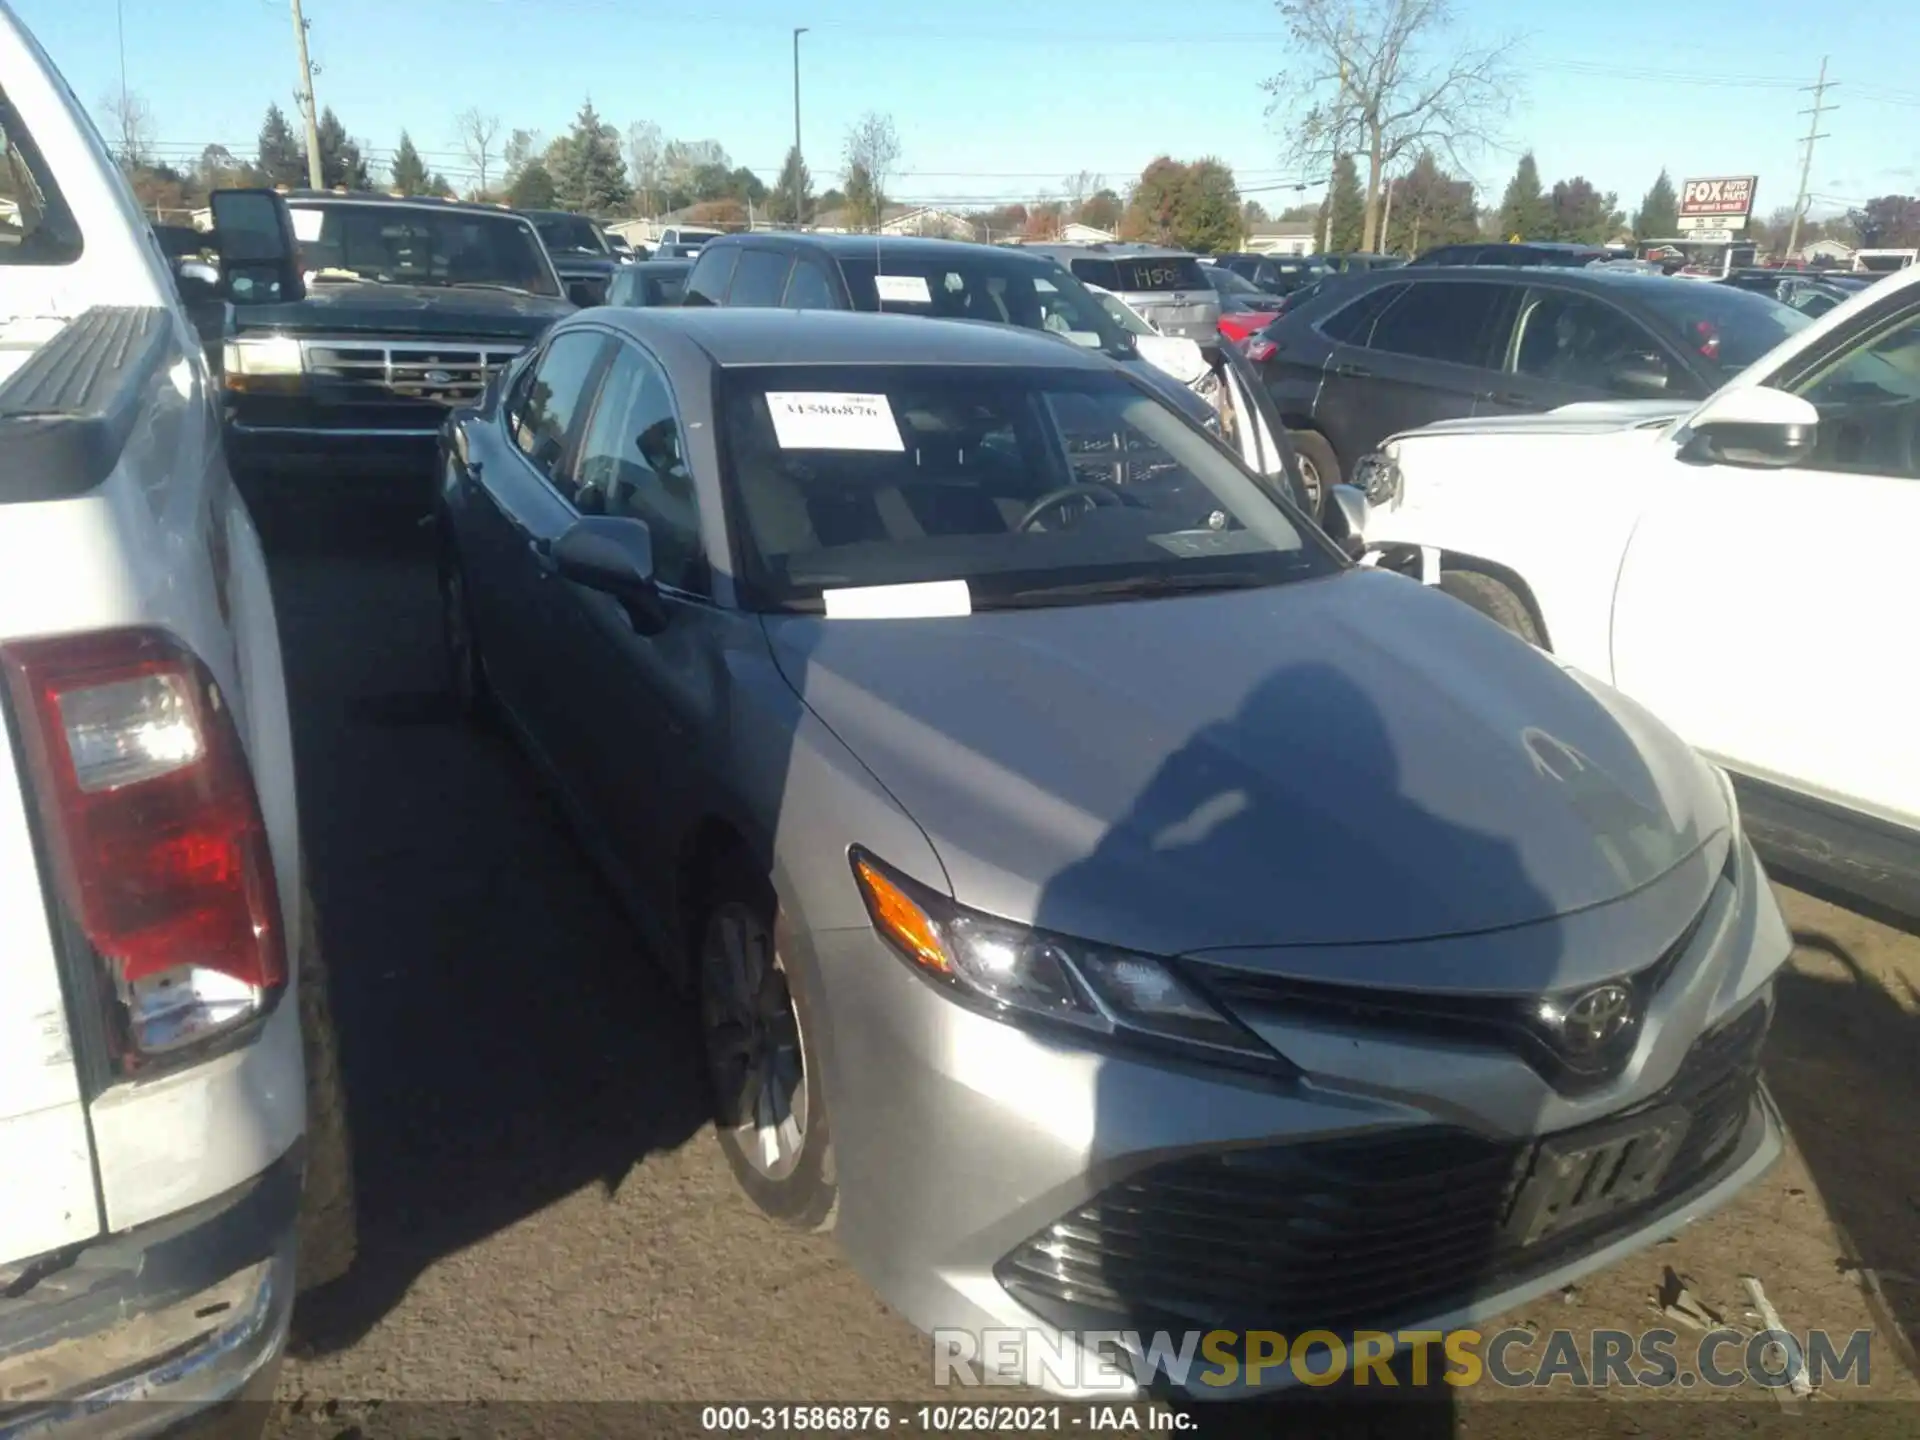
xmin=3 ymin=628 xmax=285 ymax=1071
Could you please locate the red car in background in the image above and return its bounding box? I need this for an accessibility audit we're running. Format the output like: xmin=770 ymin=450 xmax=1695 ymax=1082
xmin=1202 ymin=262 xmax=1284 ymax=343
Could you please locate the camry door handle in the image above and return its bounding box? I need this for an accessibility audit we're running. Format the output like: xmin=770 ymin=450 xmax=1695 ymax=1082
xmin=1333 ymin=362 xmax=1372 ymax=379
xmin=1482 ymin=390 xmax=1530 ymax=406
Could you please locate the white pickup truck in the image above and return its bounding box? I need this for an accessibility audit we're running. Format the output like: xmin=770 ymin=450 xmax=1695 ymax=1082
xmin=1347 ymin=264 xmax=1920 ymax=917
xmin=0 ymin=4 xmax=351 ymax=1431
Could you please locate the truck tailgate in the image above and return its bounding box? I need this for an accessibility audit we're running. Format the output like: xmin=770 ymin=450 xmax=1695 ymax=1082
xmin=0 ymin=702 xmax=100 ymax=1268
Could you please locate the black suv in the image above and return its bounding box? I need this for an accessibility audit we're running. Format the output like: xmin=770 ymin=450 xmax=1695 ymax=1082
xmin=1212 ymin=252 xmax=1329 ymax=295
xmin=1250 ymin=265 xmax=1808 ymax=491
xmin=1408 ymin=241 xmax=1610 ymax=269
xmin=680 ymin=232 xmax=1217 ymax=424
xmin=518 ymin=209 xmax=626 ymax=306
xmin=221 ymin=191 xmax=574 ymax=488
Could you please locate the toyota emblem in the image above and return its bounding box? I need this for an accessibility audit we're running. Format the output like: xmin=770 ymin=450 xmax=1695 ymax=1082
xmin=1560 ymin=983 xmax=1636 ymax=1054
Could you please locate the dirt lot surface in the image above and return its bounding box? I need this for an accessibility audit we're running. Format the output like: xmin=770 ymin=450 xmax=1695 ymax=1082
xmin=257 ymin=513 xmax=1918 ymax=1438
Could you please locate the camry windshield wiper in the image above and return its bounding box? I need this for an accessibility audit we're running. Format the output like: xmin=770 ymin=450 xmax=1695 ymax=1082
xmin=993 ymin=572 xmax=1279 ymax=606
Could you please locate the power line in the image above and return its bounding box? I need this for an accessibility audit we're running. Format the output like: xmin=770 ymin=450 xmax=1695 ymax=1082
xmin=1787 ymin=57 xmax=1839 ymax=257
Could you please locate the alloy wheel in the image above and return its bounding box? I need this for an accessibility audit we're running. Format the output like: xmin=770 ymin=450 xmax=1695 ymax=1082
xmin=702 ymin=902 xmax=808 ymax=1181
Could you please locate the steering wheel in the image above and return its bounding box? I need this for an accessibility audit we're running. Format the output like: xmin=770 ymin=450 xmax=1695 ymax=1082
xmin=1016 ymin=484 xmax=1127 ymax=532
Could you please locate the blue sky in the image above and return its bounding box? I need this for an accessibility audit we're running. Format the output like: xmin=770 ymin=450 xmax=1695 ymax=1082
xmin=18 ymin=0 xmax=1920 ymax=220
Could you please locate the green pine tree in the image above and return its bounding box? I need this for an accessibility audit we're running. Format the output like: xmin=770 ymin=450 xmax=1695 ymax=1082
xmin=508 ymin=161 xmax=556 ymax=210
xmin=768 ymin=146 xmax=812 ymax=225
xmin=389 ymin=132 xmax=430 ymax=196
xmin=1321 ymin=154 xmax=1364 ymax=252
xmin=1496 ymin=152 xmax=1548 ymax=242
xmin=548 ymin=101 xmax=632 ymax=215
xmin=256 ymin=104 xmax=304 ymax=188
xmin=1634 ymin=170 xmax=1679 ymax=240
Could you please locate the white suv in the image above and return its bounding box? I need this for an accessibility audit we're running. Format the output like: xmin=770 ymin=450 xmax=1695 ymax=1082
xmin=0 ymin=4 xmax=351 ymax=1430
xmin=1351 ymin=266 xmax=1919 ymax=916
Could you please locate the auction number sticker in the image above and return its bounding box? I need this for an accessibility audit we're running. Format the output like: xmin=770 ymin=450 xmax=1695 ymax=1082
xmin=766 ymin=391 xmax=905 ymax=452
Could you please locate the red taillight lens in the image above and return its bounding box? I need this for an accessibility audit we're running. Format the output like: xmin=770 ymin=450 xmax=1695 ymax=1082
xmin=1693 ymin=319 xmax=1721 ymax=362
xmin=2 ymin=627 xmax=285 ymax=1070
xmin=1245 ymin=336 xmax=1279 ymax=363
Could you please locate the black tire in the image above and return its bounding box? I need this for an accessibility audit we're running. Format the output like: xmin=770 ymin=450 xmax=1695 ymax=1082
xmin=1286 ymin=430 xmax=1339 ymax=520
xmin=438 ymin=540 xmax=490 ymax=723
xmin=294 ymin=881 xmax=358 ymax=1292
xmin=1438 ymin=570 xmax=1544 ymax=646
xmin=698 ymin=861 xmax=838 ymax=1232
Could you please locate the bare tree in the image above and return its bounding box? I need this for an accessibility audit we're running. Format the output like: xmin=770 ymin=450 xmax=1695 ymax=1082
xmin=1262 ymin=0 xmax=1518 ymax=251
xmin=1061 ymin=170 xmax=1103 ymax=218
xmin=627 ymin=120 xmax=663 ymax=215
xmin=842 ymin=112 xmax=901 ymax=229
xmin=99 ymin=88 xmax=155 ymax=170
xmin=454 ymin=109 xmax=502 ymax=197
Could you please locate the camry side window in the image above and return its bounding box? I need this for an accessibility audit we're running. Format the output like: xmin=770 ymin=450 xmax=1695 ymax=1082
xmin=1788 ymin=300 xmax=1920 ymax=480
xmin=681 ymin=247 xmax=736 ymax=307
xmin=1513 ymin=292 xmax=1690 ymax=398
xmin=571 ymin=343 xmax=709 ymax=594
xmin=511 ymin=331 xmax=607 ymax=482
xmin=783 ymin=257 xmax=838 ymax=309
xmin=728 ymin=249 xmax=793 ymax=307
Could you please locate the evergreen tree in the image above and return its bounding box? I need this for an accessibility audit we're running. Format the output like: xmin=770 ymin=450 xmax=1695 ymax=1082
xmin=508 ymin=161 xmax=556 ymax=210
xmin=256 ymin=104 xmax=304 ymax=187
xmin=1634 ymin=170 xmax=1679 ymax=240
xmin=768 ymin=146 xmax=812 ymax=225
xmin=548 ymin=101 xmax=631 ymax=214
xmin=314 ymin=108 xmax=370 ymax=190
xmin=844 ymin=162 xmax=881 ymax=231
xmin=390 ymin=132 xmax=430 ymax=196
xmin=1496 ymin=152 xmax=1548 ymax=241
xmin=1320 ymin=154 xmax=1364 ymax=252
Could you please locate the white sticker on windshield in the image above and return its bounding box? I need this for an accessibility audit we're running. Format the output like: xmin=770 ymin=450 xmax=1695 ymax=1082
xmin=874 ymin=273 xmax=933 ymax=305
xmin=290 ymin=208 xmax=325 ymax=243
xmin=823 ymin=580 xmax=972 ymax=619
xmin=765 ymin=392 xmax=905 ymax=452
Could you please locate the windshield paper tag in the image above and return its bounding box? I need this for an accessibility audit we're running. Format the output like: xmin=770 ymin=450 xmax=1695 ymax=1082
xmin=822 ymin=580 xmax=972 ymax=619
xmin=290 ymin=209 xmax=325 ymax=243
xmin=765 ymin=391 xmax=904 ymax=451
xmin=874 ymin=274 xmax=933 ymax=305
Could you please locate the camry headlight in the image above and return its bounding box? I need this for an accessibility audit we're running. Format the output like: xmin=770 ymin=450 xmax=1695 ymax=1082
xmin=851 ymin=849 xmax=1283 ymax=1070
xmin=1351 ymin=450 xmax=1402 ymax=506
xmin=222 ymin=335 xmax=304 ymax=390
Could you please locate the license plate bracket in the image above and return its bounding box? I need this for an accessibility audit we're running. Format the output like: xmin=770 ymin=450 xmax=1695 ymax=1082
xmin=1506 ymin=1105 xmax=1690 ymax=1247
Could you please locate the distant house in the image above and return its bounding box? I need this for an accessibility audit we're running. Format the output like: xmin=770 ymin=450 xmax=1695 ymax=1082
xmin=812 ymin=203 xmax=973 ymax=240
xmin=1058 ymin=221 xmax=1115 ymax=244
xmin=1245 ymin=221 xmax=1317 ymax=256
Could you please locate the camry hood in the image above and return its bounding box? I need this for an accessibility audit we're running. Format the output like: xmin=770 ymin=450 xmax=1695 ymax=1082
xmin=1387 ymin=397 xmax=1691 ymax=446
xmin=765 ymin=569 xmax=1725 ymax=958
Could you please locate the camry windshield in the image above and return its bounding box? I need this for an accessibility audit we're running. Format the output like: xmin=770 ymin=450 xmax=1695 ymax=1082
xmin=1632 ymin=281 xmax=1813 ymax=372
xmin=532 ymin=214 xmax=609 ymax=254
xmin=719 ymin=364 xmax=1332 ymax=611
xmin=837 ymin=255 xmax=1132 ymax=359
xmin=289 ymin=203 xmax=561 ymax=296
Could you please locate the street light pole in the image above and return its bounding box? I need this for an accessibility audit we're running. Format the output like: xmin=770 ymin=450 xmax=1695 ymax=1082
xmin=792 ymin=27 xmax=808 ymax=227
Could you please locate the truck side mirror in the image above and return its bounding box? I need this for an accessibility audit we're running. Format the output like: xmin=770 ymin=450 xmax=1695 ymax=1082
xmin=209 ymin=188 xmax=306 ymax=306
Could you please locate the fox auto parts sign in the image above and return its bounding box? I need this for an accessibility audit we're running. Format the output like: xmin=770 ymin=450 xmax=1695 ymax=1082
xmin=1678 ymin=176 xmax=1757 ymax=231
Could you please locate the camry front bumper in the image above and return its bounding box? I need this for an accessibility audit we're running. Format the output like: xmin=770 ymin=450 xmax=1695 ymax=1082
xmin=796 ymin=836 xmax=1789 ymax=1399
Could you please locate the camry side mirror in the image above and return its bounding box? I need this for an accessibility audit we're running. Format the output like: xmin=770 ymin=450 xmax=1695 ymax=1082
xmin=1679 ymin=384 xmax=1818 ymax=469
xmin=550 ymin=515 xmax=666 ymax=631
xmin=1324 ymin=484 xmax=1372 ymax=560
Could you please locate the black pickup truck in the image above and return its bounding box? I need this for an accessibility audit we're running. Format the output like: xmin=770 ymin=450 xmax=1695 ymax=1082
xmin=208 ymin=191 xmax=574 ymax=491
xmin=516 ymin=208 xmax=627 ymax=306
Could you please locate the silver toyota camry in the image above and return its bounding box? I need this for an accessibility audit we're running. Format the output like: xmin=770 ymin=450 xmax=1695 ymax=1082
xmin=437 ymin=306 xmax=1789 ymax=1397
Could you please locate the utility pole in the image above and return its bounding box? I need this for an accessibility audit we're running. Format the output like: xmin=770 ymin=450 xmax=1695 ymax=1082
xmin=792 ymin=27 xmax=808 ymax=228
xmin=1786 ymin=56 xmax=1837 ymax=260
xmin=288 ymin=0 xmax=325 ymax=190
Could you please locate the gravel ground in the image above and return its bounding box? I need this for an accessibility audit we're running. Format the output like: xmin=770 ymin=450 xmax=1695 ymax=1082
xmin=255 ymin=506 xmax=1919 ymax=1436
